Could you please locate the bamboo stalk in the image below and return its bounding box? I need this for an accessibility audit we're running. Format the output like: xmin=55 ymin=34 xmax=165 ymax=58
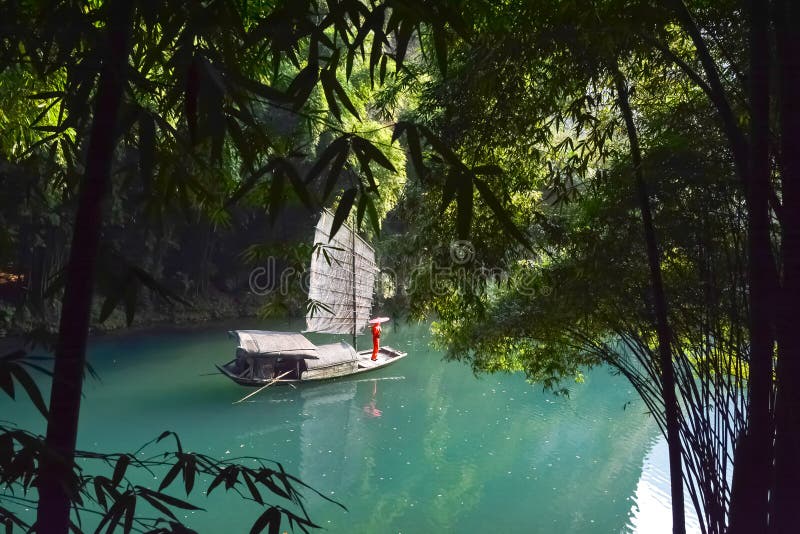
xmin=233 ymin=370 xmax=293 ymax=404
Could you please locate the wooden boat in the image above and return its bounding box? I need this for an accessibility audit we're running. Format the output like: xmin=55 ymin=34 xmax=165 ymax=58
xmin=218 ymin=210 xmax=408 ymax=386
xmin=217 ymin=331 xmax=407 ymax=386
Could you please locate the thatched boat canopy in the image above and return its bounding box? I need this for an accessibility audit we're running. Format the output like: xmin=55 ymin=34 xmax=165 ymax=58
xmin=228 ymin=330 xmax=319 ymax=359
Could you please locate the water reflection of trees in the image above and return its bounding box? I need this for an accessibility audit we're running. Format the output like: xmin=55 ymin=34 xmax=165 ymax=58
xmin=286 ymin=337 xmax=662 ymax=533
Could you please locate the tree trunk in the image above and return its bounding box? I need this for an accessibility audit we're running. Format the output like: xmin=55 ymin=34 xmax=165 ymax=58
xmin=672 ymin=2 xmax=779 ymax=530
xmin=773 ymin=0 xmax=800 ymax=531
xmin=35 ymin=3 xmax=132 ymax=532
xmin=728 ymin=2 xmax=775 ymax=532
xmin=613 ymin=68 xmax=686 ymax=534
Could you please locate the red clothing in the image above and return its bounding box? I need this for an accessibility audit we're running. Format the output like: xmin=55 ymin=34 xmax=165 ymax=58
xmin=371 ymin=323 xmax=381 ymax=360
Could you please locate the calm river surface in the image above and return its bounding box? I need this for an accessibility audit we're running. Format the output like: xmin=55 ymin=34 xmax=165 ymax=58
xmin=5 ymin=320 xmax=699 ymax=533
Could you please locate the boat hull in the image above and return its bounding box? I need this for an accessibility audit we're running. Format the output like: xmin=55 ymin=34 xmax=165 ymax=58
xmin=217 ymin=345 xmax=408 ymax=387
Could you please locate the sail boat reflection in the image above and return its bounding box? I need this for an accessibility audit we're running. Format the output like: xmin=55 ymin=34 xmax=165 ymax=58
xmin=363 ymin=380 xmax=382 ymax=418
xmin=298 ymin=380 xmax=361 ymax=491
xmin=296 ymin=377 xmax=405 ymax=493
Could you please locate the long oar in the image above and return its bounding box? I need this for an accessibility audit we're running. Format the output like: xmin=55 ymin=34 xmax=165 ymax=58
xmin=258 ymin=377 xmax=298 ymax=389
xmin=233 ymin=370 xmax=293 ymax=404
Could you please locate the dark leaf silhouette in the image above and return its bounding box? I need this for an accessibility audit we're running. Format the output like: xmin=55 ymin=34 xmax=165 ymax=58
xmin=473 ymin=176 xmax=532 ymax=251
xmin=330 ymin=188 xmax=358 ymax=240
xmin=250 ymin=506 xmax=280 ymax=534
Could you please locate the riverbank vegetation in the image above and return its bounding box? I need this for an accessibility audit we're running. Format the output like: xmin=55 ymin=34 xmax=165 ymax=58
xmin=1 ymin=1 xmax=798 ymax=533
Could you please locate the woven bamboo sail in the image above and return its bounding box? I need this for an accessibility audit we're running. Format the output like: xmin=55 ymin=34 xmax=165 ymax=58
xmin=306 ymin=209 xmax=377 ymax=335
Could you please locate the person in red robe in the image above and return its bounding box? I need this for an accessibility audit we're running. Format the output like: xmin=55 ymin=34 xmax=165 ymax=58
xmin=371 ymin=322 xmax=381 ymax=361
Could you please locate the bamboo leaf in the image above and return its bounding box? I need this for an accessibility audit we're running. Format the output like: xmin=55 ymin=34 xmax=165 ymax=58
xmin=159 ymin=462 xmax=182 ymax=492
xmin=146 ymin=490 xmax=204 ymax=511
xmin=10 ymin=365 xmax=48 ymax=418
xmin=123 ymin=494 xmax=135 ymax=534
xmin=330 ymin=188 xmax=357 ymax=241
xmin=261 ymin=477 xmax=292 ymax=499
xmin=306 ymin=136 xmax=349 ymax=184
xmin=278 ymin=159 xmax=315 ymax=211
xmin=379 ymin=54 xmax=388 ymax=84
xmin=124 ymin=280 xmax=138 ymax=327
xmin=369 ymin=29 xmax=384 ymax=87
xmin=406 ymin=127 xmax=424 ymax=180
xmin=332 ymin=78 xmax=360 ymax=120
xmin=321 ymin=71 xmax=342 ymax=122
xmin=323 ymin=149 xmax=348 ymax=202
xmin=94 ymin=478 xmax=108 ymax=511
xmin=353 ymin=149 xmax=377 ymax=190
xmin=394 ymin=21 xmax=414 ymax=71
xmin=391 ymin=121 xmax=408 ymax=143
xmin=287 ymin=66 xmax=319 ymax=108
xmin=242 ymin=471 xmax=263 ymax=504
xmin=225 ymin=164 xmax=271 ymax=208
xmin=356 ymin=191 xmax=367 ymax=229
xmin=183 ymin=455 xmax=196 ymax=495
xmin=0 ymin=366 xmax=14 ymax=400
xmin=249 ymin=506 xmax=281 ymax=534
xmin=473 ymin=177 xmax=533 ymax=250
xmin=96 ymin=492 xmax=131 ymax=534
xmin=156 ymin=431 xmax=181 ymax=453
xmin=232 ymin=74 xmax=291 ymax=102
xmin=345 ymin=47 xmax=355 ymax=79
xmin=352 ymin=136 xmax=396 ymax=172
xmin=206 ymin=470 xmax=228 ymax=496
xmin=99 ymin=280 xmax=127 ymax=323
xmin=365 ymin=193 xmax=380 ymax=236
xmin=112 ymin=455 xmax=130 ymax=487
xmin=417 ymin=125 xmax=462 ymax=167
xmin=139 ymin=490 xmax=178 ymax=521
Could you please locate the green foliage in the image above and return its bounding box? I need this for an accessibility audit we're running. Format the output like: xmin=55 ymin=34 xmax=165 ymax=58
xmin=0 ymin=394 xmax=342 ymax=534
xmin=0 ymin=1 xmax=470 ymax=532
xmin=0 ymin=0 xmax=435 ymax=329
xmin=0 ymin=0 xmax=779 ymax=532
xmin=370 ymin=2 xmax=760 ymax=532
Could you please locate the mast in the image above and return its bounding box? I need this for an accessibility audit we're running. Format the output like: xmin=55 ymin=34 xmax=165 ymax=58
xmin=351 ymin=212 xmax=357 ymax=350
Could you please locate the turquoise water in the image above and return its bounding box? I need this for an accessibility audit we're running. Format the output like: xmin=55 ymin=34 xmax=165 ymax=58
xmin=3 ymin=320 xmax=698 ymax=533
